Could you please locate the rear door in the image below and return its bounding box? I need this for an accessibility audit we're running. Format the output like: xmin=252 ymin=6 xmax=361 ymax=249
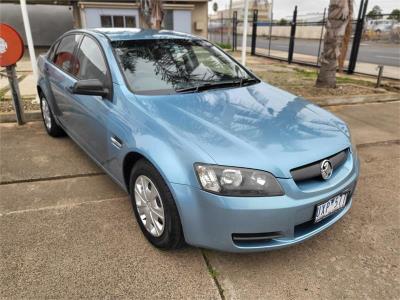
xmin=46 ymin=34 xmax=82 ymax=126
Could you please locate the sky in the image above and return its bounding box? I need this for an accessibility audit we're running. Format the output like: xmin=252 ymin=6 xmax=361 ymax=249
xmin=209 ymin=0 xmax=399 ymax=18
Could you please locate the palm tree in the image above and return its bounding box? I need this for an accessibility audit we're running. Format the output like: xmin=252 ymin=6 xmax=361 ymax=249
xmin=338 ymin=0 xmax=353 ymax=72
xmin=140 ymin=0 xmax=164 ymax=29
xmin=316 ymin=0 xmax=353 ymax=88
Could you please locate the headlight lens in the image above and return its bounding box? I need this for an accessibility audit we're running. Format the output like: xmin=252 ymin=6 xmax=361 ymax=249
xmin=194 ymin=164 xmax=284 ymax=196
xmin=349 ymin=130 xmax=358 ymax=156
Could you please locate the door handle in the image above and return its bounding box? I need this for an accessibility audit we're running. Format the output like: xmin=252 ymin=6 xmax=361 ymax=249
xmin=110 ymin=136 xmax=123 ymax=149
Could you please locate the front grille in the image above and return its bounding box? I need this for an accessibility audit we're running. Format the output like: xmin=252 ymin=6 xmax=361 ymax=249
xmin=290 ymin=149 xmax=348 ymax=182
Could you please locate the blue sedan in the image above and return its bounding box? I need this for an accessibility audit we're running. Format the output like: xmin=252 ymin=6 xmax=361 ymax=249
xmin=37 ymin=28 xmax=359 ymax=252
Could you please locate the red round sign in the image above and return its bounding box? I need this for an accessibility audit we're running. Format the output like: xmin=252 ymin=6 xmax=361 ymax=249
xmin=0 ymin=23 xmax=24 ymax=67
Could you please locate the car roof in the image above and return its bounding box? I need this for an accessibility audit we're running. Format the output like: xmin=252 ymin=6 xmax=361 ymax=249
xmin=87 ymin=28 xmax=201 ymax=42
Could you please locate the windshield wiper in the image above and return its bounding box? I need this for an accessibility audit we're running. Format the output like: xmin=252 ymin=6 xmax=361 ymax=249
xmin=175 ymin=77 xmax=259 ymax=93
xmin=176 ymin=80 xmax=243 ymax=93
xmin=238 ymin=77 xmax=259 ymax=87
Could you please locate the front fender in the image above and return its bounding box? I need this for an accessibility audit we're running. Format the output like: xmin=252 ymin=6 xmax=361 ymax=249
xmin=107 ymin=86 xmax=216 ymax=191
xmin=120 ymin=127 xmax=215 ymax=189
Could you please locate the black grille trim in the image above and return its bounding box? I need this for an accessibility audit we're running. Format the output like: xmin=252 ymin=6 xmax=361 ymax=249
xmin=290 ymin=149 xmax=348 ymax=182
xmin=232 ymin=232 xmax=283 ymax=245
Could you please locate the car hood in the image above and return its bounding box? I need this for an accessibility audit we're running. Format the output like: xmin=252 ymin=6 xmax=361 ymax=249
xmin=134 ymin=82 xmax=350 ymax=178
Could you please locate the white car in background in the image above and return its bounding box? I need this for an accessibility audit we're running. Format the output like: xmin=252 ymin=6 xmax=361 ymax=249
xmin=366 ymin=19 xmax=395 ymax=33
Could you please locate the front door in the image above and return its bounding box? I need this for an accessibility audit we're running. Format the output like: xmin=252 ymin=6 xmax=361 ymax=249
xmin=66 ymin=35 xmax=112 ymax=164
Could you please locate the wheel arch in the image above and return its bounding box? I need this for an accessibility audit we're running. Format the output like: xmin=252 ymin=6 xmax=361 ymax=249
xmin=122 ymin=151 xmax=147 ymax=192
xmin=121 ymin=149 xmax=188 ymax=234
xmin=122 ymin=150 xmax=175 ymax=193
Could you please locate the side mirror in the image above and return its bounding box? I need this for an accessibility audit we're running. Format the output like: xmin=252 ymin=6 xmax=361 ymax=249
xmin=71 ymin=79 xmax=109 ymax=98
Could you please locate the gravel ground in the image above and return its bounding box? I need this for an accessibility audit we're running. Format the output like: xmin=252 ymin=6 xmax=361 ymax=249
xmin=284 ymin=84 xmax=384 ymax=98
xmin=0 ymin=99 xmax=40 ymax=113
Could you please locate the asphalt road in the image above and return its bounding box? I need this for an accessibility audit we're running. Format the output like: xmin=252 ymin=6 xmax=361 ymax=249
xmin=210 ymin=33 xmax=400 ymax=67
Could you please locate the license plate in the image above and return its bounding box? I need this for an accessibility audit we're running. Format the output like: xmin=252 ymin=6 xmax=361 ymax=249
xmin=315 ymin=192 xmax=348 ymax=223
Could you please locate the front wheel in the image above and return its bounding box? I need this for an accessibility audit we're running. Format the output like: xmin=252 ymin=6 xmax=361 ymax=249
xmin=129 ymin=159 xmax=185 ymax=250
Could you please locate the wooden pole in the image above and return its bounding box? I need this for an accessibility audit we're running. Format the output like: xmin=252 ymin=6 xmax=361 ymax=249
xmin=6 ymin=65 xmax=25 ymax=125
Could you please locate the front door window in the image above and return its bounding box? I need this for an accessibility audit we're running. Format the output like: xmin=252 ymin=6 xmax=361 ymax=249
xmin=72 ymin=36 xmax=109 ymax=89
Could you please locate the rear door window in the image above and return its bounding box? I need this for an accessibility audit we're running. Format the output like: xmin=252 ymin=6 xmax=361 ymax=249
xmin=47 ymin=40 xmax=60 ymax=62
xmin=53 ymin=34 xmax=81 ymax=74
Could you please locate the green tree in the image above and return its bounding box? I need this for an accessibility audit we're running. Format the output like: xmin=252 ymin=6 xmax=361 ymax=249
xmin=278 ymin=18 xmax=289 ymax=25
xmin=388 ymin=9 xmax=400 ymax=21
xmin=367 ymin=5 xmax=383 ymax=20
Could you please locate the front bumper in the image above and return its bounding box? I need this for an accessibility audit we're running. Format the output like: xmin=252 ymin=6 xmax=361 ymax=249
xmin=170 ymin=152 xmax=359 ymax=253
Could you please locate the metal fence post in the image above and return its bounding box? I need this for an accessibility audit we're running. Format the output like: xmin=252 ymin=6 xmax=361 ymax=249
xmin=375 ymin=65 xmax=384 ymax=88
xmin=251 ymin=10 xmax=258 ymax=55
xmin=348 ymin=0 xmax=368 ymax=74
xmin=220 ymin=13 xmax=223 ymax=43
xmin=6 ymin=64 xmax=25 ymax=125
xmin=288 ymin=5 xmax=297 ymax=64
xmin=232 ymin=11 xmax=237 ymax=51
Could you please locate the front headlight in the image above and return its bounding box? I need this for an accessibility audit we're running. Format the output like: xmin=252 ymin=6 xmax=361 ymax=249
xmin=194 ymin=163 xmax=284 ymax=196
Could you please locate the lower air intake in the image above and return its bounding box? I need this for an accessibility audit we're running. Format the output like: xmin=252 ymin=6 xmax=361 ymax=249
xmin=232 ymin=232 xmax=283 ymax=246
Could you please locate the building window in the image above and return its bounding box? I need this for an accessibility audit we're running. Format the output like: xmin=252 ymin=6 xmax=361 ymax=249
xmin=113 ymin=16 xmax=124 ymax=27
xmin=125 ymin=16 xmax=136 ymax=28
xmin=100 ymin=15 xmax=137 ymax=28
xmin=100 ymin=15 xmax=112 ymax=27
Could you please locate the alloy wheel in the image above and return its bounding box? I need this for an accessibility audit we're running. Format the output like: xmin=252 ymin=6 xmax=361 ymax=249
xmin=134 ymin=175 xmax=165 ymax=237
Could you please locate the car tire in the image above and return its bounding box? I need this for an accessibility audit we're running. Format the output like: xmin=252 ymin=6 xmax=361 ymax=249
xmin=40 ymin=94 xmax=65 ymax=137
xmin=129 ymin=159 xmax=185 ymax=250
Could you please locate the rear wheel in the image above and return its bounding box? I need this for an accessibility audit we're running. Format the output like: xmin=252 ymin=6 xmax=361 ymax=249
xmin=40 ymin=94 xmax=65 ymax=137
xmin=129 ymin=159 xmax=185 ymax=250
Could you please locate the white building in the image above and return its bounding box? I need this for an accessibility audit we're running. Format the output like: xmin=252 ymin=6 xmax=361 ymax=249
xmin=210 ymin=0 xmax=271 ymax=20
xmin=1 ymin=0 xmax=209 ymax=47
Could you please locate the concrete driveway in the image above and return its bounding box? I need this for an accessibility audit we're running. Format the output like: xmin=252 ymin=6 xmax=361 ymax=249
xmin=1 ymin=102 xmax=399 ymax=299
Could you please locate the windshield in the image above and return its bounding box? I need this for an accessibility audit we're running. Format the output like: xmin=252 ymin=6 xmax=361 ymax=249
xmin=112 ymin=39 xmax=256 ymax=95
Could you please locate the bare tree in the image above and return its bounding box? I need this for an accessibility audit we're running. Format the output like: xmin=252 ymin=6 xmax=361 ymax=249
xmin=316 ymin=0 xmax=352 ymax=88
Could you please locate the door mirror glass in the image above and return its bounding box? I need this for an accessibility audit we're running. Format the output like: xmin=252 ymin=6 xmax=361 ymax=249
xmin=71 ymin=79 xmax=109 ymax=97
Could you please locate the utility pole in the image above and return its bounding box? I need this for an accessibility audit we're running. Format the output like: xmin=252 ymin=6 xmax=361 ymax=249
xmin=241 ymin=0 xmax=250 ymax=65
xmin=20 ymin=0 xmax=39 ymax=103
xmin=20 ymin=0 xmax=38 ymax=81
